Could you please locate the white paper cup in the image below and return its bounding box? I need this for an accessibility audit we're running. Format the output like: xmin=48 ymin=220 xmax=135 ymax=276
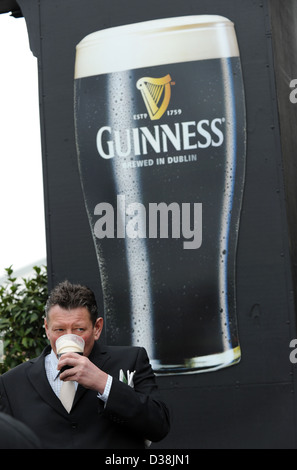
xmin=56 ymin=334 xmax=85 ymax=357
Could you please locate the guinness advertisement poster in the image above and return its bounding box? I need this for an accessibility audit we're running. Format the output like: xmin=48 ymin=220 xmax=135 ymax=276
xmin=16 ymin=0 xmax=297 ymax=449
xmin=74 ymin=17 xmax=246 ymax=375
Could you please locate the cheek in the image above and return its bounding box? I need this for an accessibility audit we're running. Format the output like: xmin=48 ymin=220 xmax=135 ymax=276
xmin=81 ymin=333 xmax=90 ymax=347
xmin=81 ymin=333 xmax=95 ymax=354
xmin=47 ymin=330 xmax=60 ymax=342
xmin=46 ymin=332 xmax=59 ymax=352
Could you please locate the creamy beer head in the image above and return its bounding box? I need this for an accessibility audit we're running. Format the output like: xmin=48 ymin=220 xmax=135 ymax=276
xmin=55 ymin=334 xmax=85 ymax=356
xmin=75 ymin=15 xmax=240 ymax=78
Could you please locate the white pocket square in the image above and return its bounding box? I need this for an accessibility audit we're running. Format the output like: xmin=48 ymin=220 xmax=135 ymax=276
xmin=119 ymin=369 xmax=136 ymax=387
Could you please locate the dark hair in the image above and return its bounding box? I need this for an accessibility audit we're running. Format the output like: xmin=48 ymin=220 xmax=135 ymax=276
xmin=45 ymin=280 xmax=98 ymax=325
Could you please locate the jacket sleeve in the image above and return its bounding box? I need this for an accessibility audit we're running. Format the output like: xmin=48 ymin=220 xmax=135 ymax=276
xmin=102 ymin=347 xmax=170 ymax=443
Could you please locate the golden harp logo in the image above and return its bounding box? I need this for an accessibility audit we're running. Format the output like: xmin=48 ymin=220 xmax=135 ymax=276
xmin=136 ymin=74 xmax=173 ymax=120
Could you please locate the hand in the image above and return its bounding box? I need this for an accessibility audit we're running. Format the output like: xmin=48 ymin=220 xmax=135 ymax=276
xmin=57 ymin=352 xmax=108 ymax=394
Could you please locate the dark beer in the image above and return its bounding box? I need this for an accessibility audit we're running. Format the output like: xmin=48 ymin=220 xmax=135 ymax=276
xmin=74 ymin=16 xmax=246 ymax=374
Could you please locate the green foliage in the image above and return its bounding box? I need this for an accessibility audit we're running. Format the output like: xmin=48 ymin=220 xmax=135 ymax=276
xmin=0 ymin=265 xmax=48 ymax=374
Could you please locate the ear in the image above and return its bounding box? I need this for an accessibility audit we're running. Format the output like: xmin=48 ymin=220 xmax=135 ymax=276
xmin=94 ymin=317 xmax=104 ymax=340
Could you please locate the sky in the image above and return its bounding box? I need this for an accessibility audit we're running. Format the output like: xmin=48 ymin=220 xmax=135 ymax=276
xmin=0 ymin=13 xmax=46 ymax=281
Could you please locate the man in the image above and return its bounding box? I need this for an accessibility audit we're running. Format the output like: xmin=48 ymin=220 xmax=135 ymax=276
xmin=0 ymin=281 xmax=170 ymax=449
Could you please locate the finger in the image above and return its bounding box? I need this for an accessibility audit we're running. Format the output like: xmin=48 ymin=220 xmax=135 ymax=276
xmin=58 ymin=352 xmax=80 ymax=361
xmin=59 ymin=367 xmax=77 ymax=381
xmin=57 ymin=356 xmax=79 ymax=371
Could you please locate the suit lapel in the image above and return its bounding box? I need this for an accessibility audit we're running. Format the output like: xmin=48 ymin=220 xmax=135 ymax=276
xmin=89 ymin=341 xmax=111 ymax=369
xmin=26 ymin=345 xmax=67 ymax=415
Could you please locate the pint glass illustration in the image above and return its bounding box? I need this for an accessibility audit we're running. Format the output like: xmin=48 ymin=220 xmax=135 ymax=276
xmin=74 ymin=16 xmax=246 ymax=374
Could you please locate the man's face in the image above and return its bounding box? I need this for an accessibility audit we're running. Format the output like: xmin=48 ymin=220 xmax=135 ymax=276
xmin=44 ymin=305 xmax=103 ymax=357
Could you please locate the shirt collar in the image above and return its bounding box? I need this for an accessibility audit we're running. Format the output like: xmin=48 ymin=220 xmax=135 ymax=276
xmin=49 ymin=348 xmax=58 ymax=368
xmin=48 ymin=348 xmax=60 ymax=380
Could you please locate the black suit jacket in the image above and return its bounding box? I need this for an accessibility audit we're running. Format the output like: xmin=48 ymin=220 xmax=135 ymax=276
xmin=0 ymin=343 xmax=170 ymax=449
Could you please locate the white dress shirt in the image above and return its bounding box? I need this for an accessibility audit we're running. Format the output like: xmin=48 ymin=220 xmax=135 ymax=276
xmin=45 ymin=349 xmax=112 ymax=404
